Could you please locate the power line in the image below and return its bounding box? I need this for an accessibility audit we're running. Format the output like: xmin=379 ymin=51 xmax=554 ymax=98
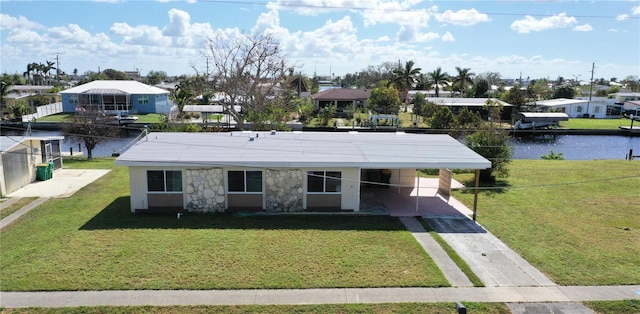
xmin=200 ymin=0 xmax=640 ymax=20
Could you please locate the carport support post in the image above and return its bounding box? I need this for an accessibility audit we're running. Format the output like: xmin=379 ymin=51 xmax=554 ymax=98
xmin=472 ymin=169 xmax=480 ymax=221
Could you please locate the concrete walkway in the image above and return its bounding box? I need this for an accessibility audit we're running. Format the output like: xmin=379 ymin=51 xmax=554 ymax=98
xmin=399 ymin=217 xmax=473 ymax=287
xmin=424 ymin=215 xmax=555 ymax=287
xmin=1 ymin=286 xmax=638 ymax=307
xmin=0 ymin=197 xmax=50 ymax=230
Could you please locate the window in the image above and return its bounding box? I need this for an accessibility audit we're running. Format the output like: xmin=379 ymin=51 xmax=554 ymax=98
xmin=594 ymin=106 xmax=601 ymax=113
xmin=147 ymin=170 xmax=182 ymax=192
xmin=576 ymin=106 xmax=583 ymax=113
xmin=307 ymin=171 xmax=341 ymax=193
xmin=228 ymin=171 xmax=262 ymax=193
xmin=139 ymin=95 xmax=149 ymax=105
xmin=69 ymin=95 xmax=78 ymax=104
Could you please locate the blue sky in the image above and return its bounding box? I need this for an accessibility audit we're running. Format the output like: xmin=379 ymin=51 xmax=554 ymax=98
xmin=1 ymin=0 xmax=639 ymax=82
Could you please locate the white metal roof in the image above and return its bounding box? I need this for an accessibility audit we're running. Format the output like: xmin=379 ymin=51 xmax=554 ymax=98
xmin=514 ymin=112 xmax=569 ymax=122
xmin=1 ymin=136 xmax=64 ymax=153
xmin=182 ymin=105 xmax=242 ymax=113
xmin=60 ymin=80 xmax=169 ymax=95
xmin=115 ymin=132 xmax=491 ymax=170
xmin=426 ymin=97 xmax=512 ymax=107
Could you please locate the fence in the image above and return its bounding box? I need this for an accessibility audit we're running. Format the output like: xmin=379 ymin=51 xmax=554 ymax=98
xmin=22 ymin=102 xmax=63 ymax=122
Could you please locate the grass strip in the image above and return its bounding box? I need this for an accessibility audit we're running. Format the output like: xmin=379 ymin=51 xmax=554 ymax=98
xmin=0 ymin=302 xmax=510 ymax=314
xmin=0 ymin=197 xmax=38 ymax=220
xmin=583 ymin=300 xmax=640 ymax=314
xmin=418 ymin=218 xmax=485 ymax=287
xmin=452 ymin=160 xmax=640 ymax=286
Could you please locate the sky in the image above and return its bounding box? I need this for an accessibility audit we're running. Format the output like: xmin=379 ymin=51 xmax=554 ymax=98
xmin=1 ymin=0 xmax=639 ymax=82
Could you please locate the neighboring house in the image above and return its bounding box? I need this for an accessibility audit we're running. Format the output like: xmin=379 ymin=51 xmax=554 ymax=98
xmin=426 ymin=97 xmax=514 ymax=121
xmin=408 ymin=90 xmax=453 ymax=98
xmin=0 ymin=135 xmax=63 ymax=196
xmin=114 ymin=131 xmax=490 ymax=214
xmin=311 ymin=88 xmax=371 ymax=112
xmin=2 ymin=85 xmax=60 ymax=110
xmin=611 ymin=92 xmax=640 ymax=102
xmin=59 ymin=80 xmax=171 ymax=114
xmin=533 ymin=98 xmax=622 ymax=118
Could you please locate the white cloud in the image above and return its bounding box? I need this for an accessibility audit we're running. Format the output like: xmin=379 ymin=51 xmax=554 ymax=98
xmin=510 ymin=13 xmax=577 ymax=33
xmin=395 ymin=26 xmax=439 ymax=42
xmin=441 ymin=31 xmax=454 ymax=42
xmin=163 ymin=8 xmax=191 ymax=37
xmin=0 ymin=14 xmax=43 ymax=31
xmin=616 ymin=14 xmax=629 ymax=21
xmin=436 ymin=8 xmax=490 ymax=26
xmin=110 ymin=23 xmax=172 ymax=46
xmin=362 ymin=3 xmax=435 ymax=28
xmin=4 ymin=29 xmax=44 ymax=44
xmin=573 ymin=24 xmax=592 ymax=32
xmin=633 ymin=6 xmax=640 ymax=15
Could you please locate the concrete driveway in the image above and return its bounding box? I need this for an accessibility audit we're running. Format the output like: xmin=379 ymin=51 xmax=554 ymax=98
xmin=8 ymin=169 xmax=110 ymax=198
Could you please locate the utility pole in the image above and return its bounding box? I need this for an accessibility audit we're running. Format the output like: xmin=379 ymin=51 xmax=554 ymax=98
xmin=54 ymin=52 xmax=61 ymax=83
xmin=586 ymin=62 xmax=595 ymax=117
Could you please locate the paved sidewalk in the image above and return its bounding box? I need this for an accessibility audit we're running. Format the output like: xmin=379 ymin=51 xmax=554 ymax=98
xmin=1 ymin=286 xmax=639 ymax=307
xmin=399 ymin=217 xmax=473 ymax=287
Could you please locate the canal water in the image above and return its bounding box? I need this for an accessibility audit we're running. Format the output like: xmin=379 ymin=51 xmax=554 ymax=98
xmin=511 ymin=135 xmax=640 ymax=160
xmin=3 ymin=128 xmax=640 ymax=160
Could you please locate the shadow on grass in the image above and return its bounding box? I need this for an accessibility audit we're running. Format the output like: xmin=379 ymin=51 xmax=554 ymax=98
xmin=458 ymin=178 xmax=512 ymax=196
xmin=80 ymin=196 xmax=406 ymax=231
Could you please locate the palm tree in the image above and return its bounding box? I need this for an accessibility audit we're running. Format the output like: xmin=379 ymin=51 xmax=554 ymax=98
xmin=452 ymin=67 xmax=475 ymax=96
xmin=427 ymin=67 xmax=450 ymax=98
xmin=390 ymin=60 xmax=421 ymax=106
xmin=42 ymin=60 xmax=56 ymax=85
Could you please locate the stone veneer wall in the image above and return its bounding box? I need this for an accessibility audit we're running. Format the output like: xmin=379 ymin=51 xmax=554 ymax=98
xmin=265 ymin=169 xmax=303 ymax=212
xmin=185 ymin=168 xmax=226 ymax=213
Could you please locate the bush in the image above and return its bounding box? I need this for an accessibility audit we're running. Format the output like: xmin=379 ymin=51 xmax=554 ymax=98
xmin=465 ymin=124 xmax=513 ymax=182
xmin=541 ymin=150 xmax=564 ymax=160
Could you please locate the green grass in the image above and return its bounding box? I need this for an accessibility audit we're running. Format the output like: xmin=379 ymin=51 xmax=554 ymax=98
xmin=584 ymin=300 xmax=640 ymax=314
xmin=0 ymin=303 xmax=510 ymax=314
xmin=35 ymin=113 xmax=73 ymax=122
xmin=452 ymin=160 xmax=640 ymax=286
xmin=560 ymin=117 xmax=630 ymax=129
xmin=0 ymin=158 xmax=447 ymax=291
xmin=132 ymin=113 xmax=163 ymax=123
xmin=0 ymin=197 xmax=38 ymax=220
xmin=419 ymin=219 xmax=485 ymax=287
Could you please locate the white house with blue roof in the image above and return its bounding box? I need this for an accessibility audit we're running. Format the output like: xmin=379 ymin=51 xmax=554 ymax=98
xmin=60 ymin=80 xmax=172 ymax=114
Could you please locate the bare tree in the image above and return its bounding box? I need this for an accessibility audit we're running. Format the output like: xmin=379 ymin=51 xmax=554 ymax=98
xmin=204 ymin=32 xmax=291 ymax=130
xmin=61 ymin=109 xmax=122 ymax=159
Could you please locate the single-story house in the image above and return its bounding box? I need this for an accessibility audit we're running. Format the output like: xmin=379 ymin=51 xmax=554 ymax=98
xmin=114 ymin=131 xmax=491 ymax=214
xmin=60 ymin=80 xmax=172 ymax=114
xmin=425 ymin=97 xmax=513 ymax=121
xmin=311 ymin=89 xmax=371 ymax=112
xmin=610 ymin=92 xmax=640 ymax=103
xmin=0 ymin=135 xmax=64 ymax=196
xmin=408 ymin=90 xmax=453 ymax=98
xmin=2 ymin=85 xmax=60 ymax=114
xmin=533 ymin=98 xmax=622 ymax=118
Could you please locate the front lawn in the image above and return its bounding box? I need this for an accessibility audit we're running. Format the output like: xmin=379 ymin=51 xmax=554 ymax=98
xmin=0 ymin=158 xmax=447 ymax=291
xmin=560 ymin=117 xmax=630 ymax=129
xmin=453 ymin=160 xmax=640 ymax=286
